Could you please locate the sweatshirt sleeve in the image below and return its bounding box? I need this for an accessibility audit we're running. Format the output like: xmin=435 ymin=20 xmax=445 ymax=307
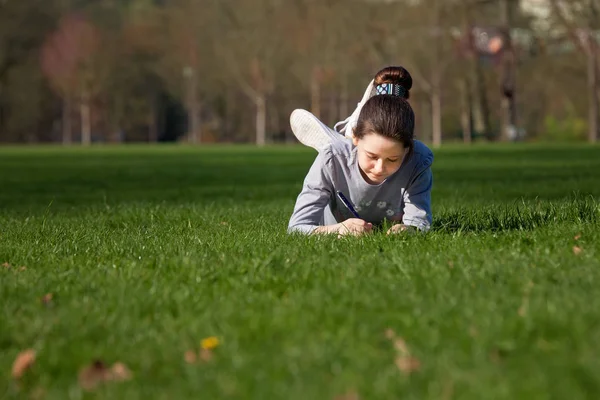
xmin=287 ymin=149 xmax=335 ymax=234
xmin=402 ymin=166 xmax=433 ymax=232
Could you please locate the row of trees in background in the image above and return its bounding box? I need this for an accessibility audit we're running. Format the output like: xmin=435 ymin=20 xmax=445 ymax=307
xmin=0 ymin=0 xmax=598 ymax=146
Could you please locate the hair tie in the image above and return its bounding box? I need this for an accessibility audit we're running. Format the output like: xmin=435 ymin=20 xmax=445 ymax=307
xmin=375 ymin=83 xmax=406 ymax=97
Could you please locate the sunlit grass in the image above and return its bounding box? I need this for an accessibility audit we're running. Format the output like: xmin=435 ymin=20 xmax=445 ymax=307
xmin=1 ymin=143 xmax=600 ymax=399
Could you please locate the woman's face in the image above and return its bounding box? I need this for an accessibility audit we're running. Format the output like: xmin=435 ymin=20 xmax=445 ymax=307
xmin=353 ymin=133 xmax=406 ymax=184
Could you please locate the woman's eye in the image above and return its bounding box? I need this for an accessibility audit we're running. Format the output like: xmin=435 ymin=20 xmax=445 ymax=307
xmin=369 ymin=156 xmax=378 ymax=160
xmin=388 ymin=159 xmax=399 ymax=163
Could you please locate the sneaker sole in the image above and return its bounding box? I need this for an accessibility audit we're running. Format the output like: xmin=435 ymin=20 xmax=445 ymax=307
xmin=290 ymin=109 xmax=335 ymax=151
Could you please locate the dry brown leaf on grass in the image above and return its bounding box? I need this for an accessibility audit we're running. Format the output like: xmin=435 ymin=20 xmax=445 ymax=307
xmin=185 ymin=337 xmax=220 ymax=365
xmin=392 ymin=337 xmax=409 ymax=354
xmin=384 ymin=328 xmax=396 ymax=340
xmin=574 ymin=233 xmax=582 ymax=241
xmin=573 ymin=246 xmax=583 ymax=256
xmin=111 ymin=362 xmax=132 ymax=380
xmin=41 ymin=293 xmax=53 ymax=305
xmin=518 ymin=301 xmax=529 ymax=317
xmin=78 ymin=360 xmax=132 ymax=391
xmin=200 ymin=348 xmax=214 ymax=362
xmin=395 ymin=356 xmax=421 ymax=374
xmin=78 ymin=361 xmax=111 ymax=390
xmin=385 ymin=329 xmax=421 ymax=375
xmin=184 ymin=350 xmax=198 ymax=364
xmin=18 ymin=266 xmax=27 ymax=271
xmin=12 ymin=349 xmax=36 ymax=379
xmin=184 ymin=348 xmax=213 ymax=363
xmin=184 ymin=348 xmax=214 ymax=365
xmin=334 ymin=390 xmax=360 ymax=400
xmin=2 ymin=262 xmax=11 ymax=269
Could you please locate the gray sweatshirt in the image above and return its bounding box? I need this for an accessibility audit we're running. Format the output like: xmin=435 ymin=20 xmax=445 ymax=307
xmin=288 ymin=139 xmax=433 ymax=234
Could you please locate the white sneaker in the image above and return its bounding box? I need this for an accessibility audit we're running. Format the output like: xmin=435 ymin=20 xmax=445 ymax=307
xmin=290 ymin=109 xmax=346 ymax=151
xmin=334 ymin=79 xmax=375 ymax=139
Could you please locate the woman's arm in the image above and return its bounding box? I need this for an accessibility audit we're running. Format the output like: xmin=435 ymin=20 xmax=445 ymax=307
xmin=287 ymin=150 xmax=335 ymax=234
xmin=288 ymin=149 xmax=374 ymax=236
xmin=401 ymin=167 xmax=433 ymax=232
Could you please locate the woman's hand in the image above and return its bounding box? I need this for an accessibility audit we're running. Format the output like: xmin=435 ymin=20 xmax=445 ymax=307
xmin=335 ymin=219 xmax=373 ymax=236
xmin=386 ymin=224 xmax=415 ymax=235
xmin=313 ymin=219 xmax=372 ymax=236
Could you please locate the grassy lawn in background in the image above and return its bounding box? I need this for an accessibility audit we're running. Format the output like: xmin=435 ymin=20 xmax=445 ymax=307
xmin=1 ymin=143 xmax=600 ymax=399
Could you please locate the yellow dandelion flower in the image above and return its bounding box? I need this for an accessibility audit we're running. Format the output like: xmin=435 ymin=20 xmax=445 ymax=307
xmin=201 ymin=336 xmax=220 ymax=350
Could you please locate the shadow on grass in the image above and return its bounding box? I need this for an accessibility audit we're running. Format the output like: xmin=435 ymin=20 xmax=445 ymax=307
xmin=432 ymin=196 xmax=599 ymax=233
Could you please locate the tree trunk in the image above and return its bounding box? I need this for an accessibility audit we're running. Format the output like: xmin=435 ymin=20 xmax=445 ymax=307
xmin=80 ymin=88 xmax=91 ymax=145
xmin=192 ymin=103 xmax=201 ymax=144
xmin=186 ymin=67 xmax=201 ymax=144
xmin=62 ymin=95 xmax=72 ymax=145
xmin=459 ymin=79 xmax=472 ymax=144
xmin=589 ymin=0 xmax=599 ymax=143
xmin=310 ymin=66 xmax=321 ymax=118
xmin=595 ymin=78 xmax=600 ymax=142
xmin=149 ymin=115 xmax=158 ymax=143
xmin=465 ymin=19 xmax=491 ymax=139
xmin=339 ymin=75 xmax=349 ymax=122
xmin=474 ymin=59 xmax=491 ymax=140
xmin=500 ymin=55 xmax=518 ymax=141
xmin=549 ymin=0 xmax=598 ymax=142
xmin=255 ymin=94 xmax=266 ymax=146
xmin=431 ymin=0 xmax=443 ymax=148
xmin=224 ymin=88 xmax=236 ymax=142
xmin=149 ymin=94 xmax=158 ymax=143
xmin=587 ymin=36 xmax=599 ymax=143
xmin=0 ymin=81 xmax=3 ymax=137
xmin=328 ymin=87 xmax=337 ymax=127
xmin=431 ymin=87 xmax=442 ymax=148
xmin=499 ymin=0 xmax=517 ymax=141
xmin=269 ymin=95 xmax=280 ymax=142
xmin=421 ymin=98 xmax=433 ymax=143
xmin=463 ymin=6 xmax=486 ymax=141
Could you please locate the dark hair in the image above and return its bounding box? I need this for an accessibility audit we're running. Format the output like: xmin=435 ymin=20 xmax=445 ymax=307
xmin=353 ymin=66 xmax=415 ymax=156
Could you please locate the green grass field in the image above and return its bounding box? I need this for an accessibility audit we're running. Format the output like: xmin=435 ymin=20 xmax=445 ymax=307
xmin=1 ymin=143 xmax=600 ymax=399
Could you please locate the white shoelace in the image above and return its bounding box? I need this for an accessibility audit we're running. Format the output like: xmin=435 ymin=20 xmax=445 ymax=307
xmin=333 ymin=115 xmax=351 ymax=134
xmin=333 ymin=80 xmax=375 ymax=136
xmin=333 ymin=102 xmax=361 ymax=134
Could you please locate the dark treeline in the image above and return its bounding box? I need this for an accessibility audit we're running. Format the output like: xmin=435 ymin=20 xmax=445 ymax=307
xmin=0 ymin=0 xmax=598 ymax=146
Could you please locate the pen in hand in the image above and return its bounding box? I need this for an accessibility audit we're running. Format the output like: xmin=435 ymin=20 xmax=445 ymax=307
xmin=336 ymin=190 xmax=361 ymax=219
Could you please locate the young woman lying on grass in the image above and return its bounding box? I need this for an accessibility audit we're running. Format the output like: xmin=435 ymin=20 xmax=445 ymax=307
xmin=288 ymin=66 xmax=433 ymax=236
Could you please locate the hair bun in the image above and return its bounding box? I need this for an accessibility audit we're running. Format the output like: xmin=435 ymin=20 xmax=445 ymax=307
xmin=373 ymin=66 xmax=412 ymax=99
